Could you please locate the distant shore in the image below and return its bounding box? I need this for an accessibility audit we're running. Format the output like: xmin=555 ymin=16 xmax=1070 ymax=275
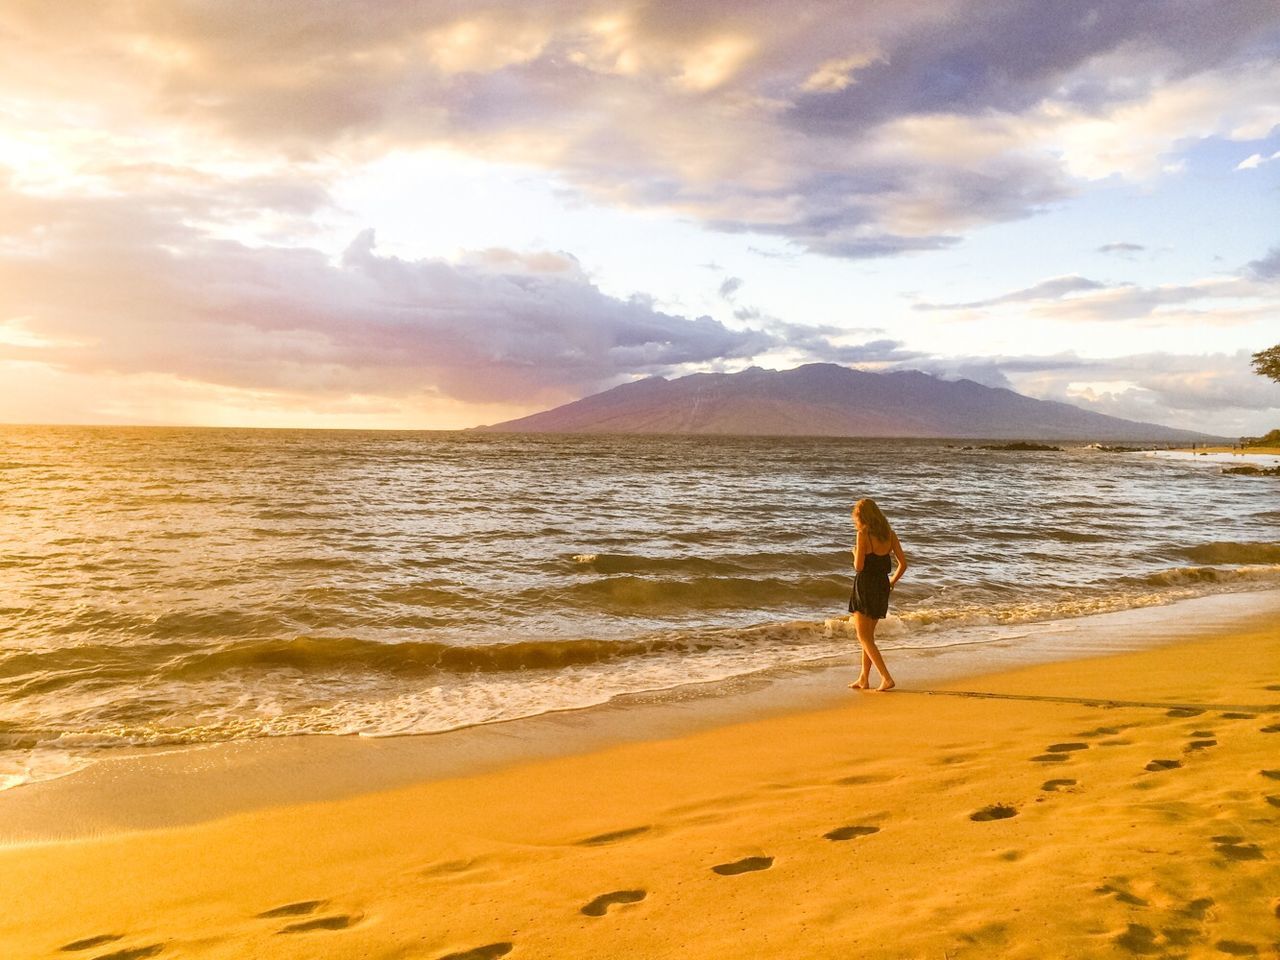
xmin=1169 ymin=445 xmax=1280 ymax=456
xmin=2 ymin=592 xmax=1278 ymax=958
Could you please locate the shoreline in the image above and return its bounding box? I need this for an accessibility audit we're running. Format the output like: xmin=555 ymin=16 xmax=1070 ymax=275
xmin=3 ymin=588 xmax=1278 ymax=843
xmin=1 ymin=593 xmax=1278 ymax=958
xmin=1162 ymin=446 xmax=1280 ymax=457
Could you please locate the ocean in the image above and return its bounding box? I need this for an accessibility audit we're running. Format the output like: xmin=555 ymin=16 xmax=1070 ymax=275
xmin=2 ymin=426 xmax=1278 ymax=790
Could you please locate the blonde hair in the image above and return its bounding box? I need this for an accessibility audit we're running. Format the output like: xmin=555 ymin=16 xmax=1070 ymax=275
xmin=853 ymin=498 xmax=891 ymax=542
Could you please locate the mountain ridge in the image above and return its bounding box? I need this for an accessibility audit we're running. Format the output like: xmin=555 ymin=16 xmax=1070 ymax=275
xmin=476 ymin=364 xmax=1218 ymax=441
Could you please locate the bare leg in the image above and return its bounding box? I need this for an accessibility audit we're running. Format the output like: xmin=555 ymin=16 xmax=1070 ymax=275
xmin=849 ymin=648 xmax=872 ymax=689
xmin=853 ymin=612 xmax=895 ymax=691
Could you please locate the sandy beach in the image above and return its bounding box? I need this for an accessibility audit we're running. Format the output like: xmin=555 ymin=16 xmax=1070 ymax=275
xmin=2 ymin=597 xmax=1278 ymax=960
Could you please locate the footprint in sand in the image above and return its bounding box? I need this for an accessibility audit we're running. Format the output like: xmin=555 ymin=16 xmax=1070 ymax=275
xmin=1211 ymin=835 xmax=1265 ymax=861
xmin=438 ymin=944 xmax=513 ymax=960
xmin=711 ymin=856 xmax=774 ymax=876
xmin=1095 ymin=883 xmax=1148 ymax=907
xmin=1145 ymin=759 xmax=1181 ymax=771
xmin=1114 ymin=923 xmax=1158 ymax=952
xmin=824 ymin=825 xmax=880 ymax=841
xmin=1186 ymin=739 xmax=1218 ymax=751
xmin=1031 ymin=742 xmax=1086 ymax=763
xmin=1042 ymin=778 xmax=1077 ymax=792
xmin=969 ymin=804 xmax=1017 ymax=822
xmin=256 ymin=900 xmax=326 ymax=919
xmin=1261 ymin=769 xmax=1280 ymax=781
xmin=1260 ymin=724 xmax=1280 ymax=734
xmin=580 ymin=890 xmax=646 ymax=916
xmin=1075 ymin=725 xmax=1121 ymax=737
xmin=1265 ymin=684 xmax=1280 ymax=692
xmin=421 ymin=858 xmax=483 ymax=879
xmin=1180 ymin=897 xmax=1215 ymax=920
xmin=60 ymin=935 xmax=124 ymax=952
xmin=1114 ymin=923 xmax=1209 ymax=953
xmin=1166 ymin=708 xmax=1204 ymax=718
xmin=88 ymin=949 xmax=163 ymax=960
xmin=1161 ymin=927 xmax=1200 ymax=947
xmin=833 ymin=773 xmax=893 ymax=786
xmin=277 ymin=914 xmax=360 ymax=934
xmin=1214 ymin=940 xmax=1259 ymax=956
xmin=577 ymin=825 xmax=650 ymax=846
xmin=1220 ymin=712 xmax=1256 ymax=720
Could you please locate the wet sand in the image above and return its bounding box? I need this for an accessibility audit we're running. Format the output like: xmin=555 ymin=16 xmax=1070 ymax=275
xmin=2 ymin=600 xmax=1278 ymax=958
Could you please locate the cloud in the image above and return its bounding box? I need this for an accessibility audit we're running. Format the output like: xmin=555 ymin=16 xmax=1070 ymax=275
xmin=915 ymin=270 xmax=1275 ymax=322
xmin=3 ymin=3 xmax=1280 ymax=431
xmin=718 ymin=276 xmax=743 ymax=299
xmin=746 ymin=245 xmax=798 ymax=261
xmin=915 ymin=275 xmax=1107 ymax=311
xmin=906 ymin=354 xmax=1092 ymax=390
xmin=810 ymin=337 xmax=926 ymax=365
xmin=1 ymin=177 xmax=1272 ymax=433
xmin=2 ymin=1 xmax=1278 ymax=259
xmin=914 ymin=350 xmax=1280 ymax=434
xmin=722 ymin=306 xmax=922 ymax=366
xmin=780 ymin=326 xmax=925 ymax=365
xmin=1032 ymin=278 xmax=1269 ymax=323
xmin=1247 ymin=246 xmax=1280 ymax=280
xmin=0 ymin=180 xmax=927 ymax=412
xmin=1236 ymin=150 xmax=1280 ymax=170
xmin=801 ymin=52 xmax=881 ymax=93
xmin=0 ymin=190 xmax=782 ymax=405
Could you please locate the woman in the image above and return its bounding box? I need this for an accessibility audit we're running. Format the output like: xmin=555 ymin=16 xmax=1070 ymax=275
xmin=848 ymin=498 xmax=907 ymax=691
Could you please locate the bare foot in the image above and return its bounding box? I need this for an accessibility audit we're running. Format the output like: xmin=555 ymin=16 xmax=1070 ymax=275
xmin=874 ymin=679 xmax=896 ymax=692
xmin=849 ymin=676 xmax=869 ymax=690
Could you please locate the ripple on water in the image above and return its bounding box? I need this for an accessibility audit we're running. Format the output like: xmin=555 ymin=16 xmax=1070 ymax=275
xmin=1 ymin=430 xmax=1278 ymax=786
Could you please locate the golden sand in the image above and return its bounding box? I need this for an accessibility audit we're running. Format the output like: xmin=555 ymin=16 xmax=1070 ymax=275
xmin=2 ymin=620 xmax=1278 ymax=959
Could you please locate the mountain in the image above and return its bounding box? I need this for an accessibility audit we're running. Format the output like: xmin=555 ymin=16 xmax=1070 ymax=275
xmin=476 ymin=364 xmax=1217 ymax=441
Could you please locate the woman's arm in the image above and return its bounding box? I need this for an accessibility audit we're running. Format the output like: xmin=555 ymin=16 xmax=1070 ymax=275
xmin=853 ymin=527 xmax=867 ymax=572
xmin=889 ymin=531 xmax=908 ymax=589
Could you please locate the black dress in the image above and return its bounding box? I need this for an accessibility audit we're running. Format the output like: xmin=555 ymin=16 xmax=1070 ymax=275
xmin=848 ymin=551 xmax=892 ymax=619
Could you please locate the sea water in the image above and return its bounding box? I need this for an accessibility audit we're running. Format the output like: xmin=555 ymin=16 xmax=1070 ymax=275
xmin=2 ymin=426 xmax=1278 ymax=789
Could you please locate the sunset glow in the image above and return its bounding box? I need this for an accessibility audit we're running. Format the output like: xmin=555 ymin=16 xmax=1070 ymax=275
xmin=1 ymin=2 xmax=1277 ymax=432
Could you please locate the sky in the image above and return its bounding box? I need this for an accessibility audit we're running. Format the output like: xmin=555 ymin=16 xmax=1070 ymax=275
xmin=0 ymin=1 xmax=1278 ymax=434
